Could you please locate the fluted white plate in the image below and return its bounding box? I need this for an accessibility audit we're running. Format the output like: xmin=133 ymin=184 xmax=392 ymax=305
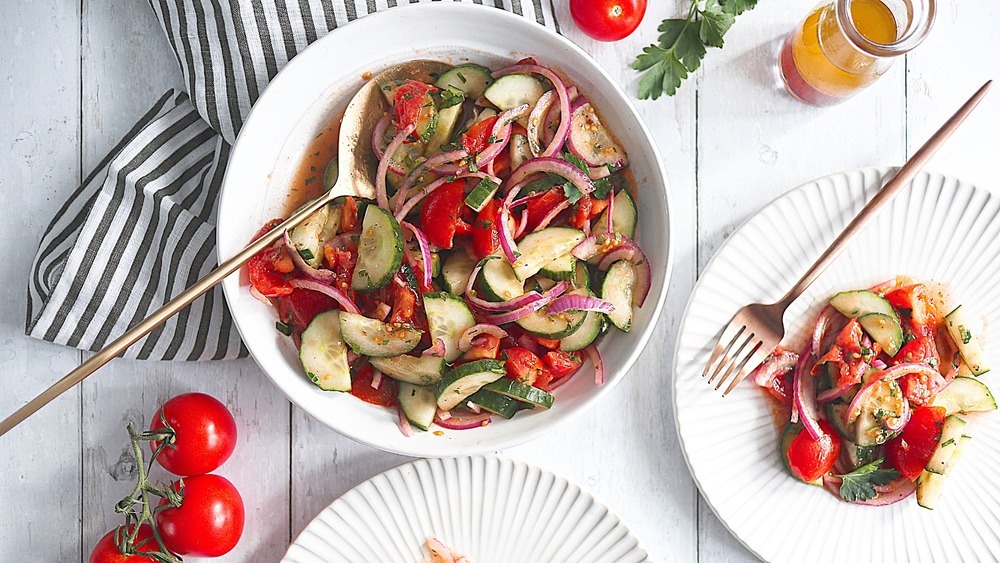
xmin=674 ymin=169 xmax=1000 ymax=562
xmin=282 ymin=456 xmax=649 ymax=563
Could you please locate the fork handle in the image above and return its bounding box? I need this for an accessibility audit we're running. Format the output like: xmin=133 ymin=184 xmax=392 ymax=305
xmin=779 ymin=80 xmax=992 ymax=306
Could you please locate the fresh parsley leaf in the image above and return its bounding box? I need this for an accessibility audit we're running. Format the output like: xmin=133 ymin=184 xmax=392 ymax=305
xmin=439 ymin=86 xmax=465 ymax=109
xmin=400 ymin=263 xmax=419 ymax=290
xmin=836 ymin=459 xmax=900 ymax=502
xmin=562 ymin=152 xmax=590 ymax=174
xmin=592 ymin=178 xmax=613 ymax=200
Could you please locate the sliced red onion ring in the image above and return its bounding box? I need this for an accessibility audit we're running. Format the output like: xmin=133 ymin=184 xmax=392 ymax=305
xmin=872 ymin=359 xmax=887 ymax=370
xmin=434 ymin=411 xmax=492 ymax=430
xmin=458 ymin=324 xmax=510 ymax=352
xmin=467 ymin=402 xmax=482 ymax=414
xmin=371 ymin=369 xmax=383 ymax=390
xmin=464 ymin=262 xmax=542 ymax=312
xmin=811 ymin=306 xmax=836 ymax=356
xmin=514 ymin=208 xmax=529 ymax=239
xmin=572 ymin=232 xmax=625 ymax=261
xmin=507 ymin=157 xmax=596 ymax=198
xmin=516 ymin=334 xmax=546 ymax=356
xmin=588 ymin=164 xmax=612 ymax=179
xmin=846 ymin=363 xmax=940 ymax=423
xmin=401 ymin=221 xmax=432 ymax=287
xmin=288 ymin=278 xmax=360 ymax=315
xmin=792 ymin=346 xmax=824 ymax=440
xmin=533 ymin=198 xmax=571 ymax=232
xmin=249 ymin=285 xmax=270 ymax=305
xmin=433 ymin=105 xmax=528 ymax=175
xmin=547 ymin=294 xmax=615 ymax=314
xmin=511 ymin=189 xmax=548 ymax=209
xmin=374 ymin=301 xmax=392 ymax=322
xmin=483 ymin=281 xmax=569 ymax=325
xmin=376 ymin=123 xmax=416 ymax=209
xmin=397 ymin=405 xmax=414 ymax=437
xmin=397 ymin=149 xmax=468 ymax=201
xmin=884 ymin=397 xmax=911 ymax=432
xmin=751 ymin=351 xmax=799 ymax=387
xmin=494 ymin=64 xmax=571 ymax=156
xmin=823 ymin=475 xmax=915 ymax=506
xmin=527 ymin=90 xmax=556 ymax=156
xmin=283 ymin=230 xmax=338 ymax=284
xmin=817 ymin=375 xmax=859 ymax=403
xmin=582 ymin=344 xmax=605 ymax=385
xmin=497 ymin=204 xmax=519 ymax=263
xmin=597 ymin=244 xmax=637 ymax=271
xmin=371 ymin=115 xmax=408 ymax=175
xmin=423 ymin=337 xmax=447 ymax=358
xmin=436 ymin=409 xmax=451 ymax=422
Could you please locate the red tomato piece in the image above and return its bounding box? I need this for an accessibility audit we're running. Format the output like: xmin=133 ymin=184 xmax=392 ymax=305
xmin=785 ymin=420 xmax=842 ymax=483
xmin=543 ymin=350 xmax=583 ymax=378
xmin=525 ymin=188 xmax=568 ymax=232
xmin=765 ymin=368 xmax=795 ymax=405
xmin=156 ymin=474 xmax=245 ymax=557
xmin=462 ymin=115 xmax=499 ymax=154
xmin=275 ymin=288 xmax=339 ymax=334
xmin=886 ymin=284 xmax=935 ymax=326
xmin=570 ymin=0 xmax=648 ymax=42
xmin=892 ymin=336 xmax=940 ymax=367
xmin=885 ymin=405 xmax=946 ymax=481
xmin=341 ymin=196 xmax=359 ymax=232
xmin=569 ymin=195 xmax=593 ymax=230
xmin=419 ymin=179 xmax=467 ymax=249
xmin=350 ymin=362 xmax=399 ymax=407
xmin=149 ymin=393 xmax=238 ymax=476
xmin=530 ymin=335 xmax=561 ymax=350
xmin=898 ymin=368 xmax=948 ymax=406
xmin=89 ymin=524 xmax=157 ymax=563
xmin=247 ymin=220 xmax=294 ymax=298
xmin=472 ymin=199 xmax=502 ymax=259
xmin=504 ymin=347 xmax=546 ymax=386
xmin=393 ymin=80 xmax=434 ymax=131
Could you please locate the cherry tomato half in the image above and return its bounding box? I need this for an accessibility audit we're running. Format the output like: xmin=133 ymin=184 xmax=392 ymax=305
xmin=570 ymin=0 xmax=648 ymax=42
xmin=785 ymin=420 xmax=842 ymax=483
xmin=885 ymin=405 xmax=946 ymax=481
xmin=149 ymin=393 xmax=238 ymax=476
xmin=156 ymin=474 xmax=245 ymax=557
xmin=89 ymin=524 xmax=157 ymax=563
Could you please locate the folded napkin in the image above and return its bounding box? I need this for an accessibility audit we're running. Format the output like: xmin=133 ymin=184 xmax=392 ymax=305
xmin=26 ymin=0 xmax=559 ymax=360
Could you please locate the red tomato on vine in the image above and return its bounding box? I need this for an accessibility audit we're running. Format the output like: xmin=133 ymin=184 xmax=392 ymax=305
xmin=156 ymin=474 xmax=245 ymax=557
xmin=570 ymin=0 xmax=648 ymax=42
xmin=149 ymin=392 xmax=238 ymax=476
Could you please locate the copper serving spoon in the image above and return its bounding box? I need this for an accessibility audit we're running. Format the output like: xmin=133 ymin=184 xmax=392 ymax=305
xmin=0 ymin=59 xmax=451 ymax=437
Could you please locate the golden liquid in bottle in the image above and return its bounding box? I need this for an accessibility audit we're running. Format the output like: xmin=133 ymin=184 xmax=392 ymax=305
xmin=780 ymin=0 xmax=898 ymax=105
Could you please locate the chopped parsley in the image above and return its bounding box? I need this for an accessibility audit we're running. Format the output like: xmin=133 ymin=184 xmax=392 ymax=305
xmin=439 ymin=86 xmax=465 ymax=109
xmin=958 ymin=325 xmax=973 ymax=345
xmin=297 ymin=248 xmax=315 ymax=262
xmin=275 ymin=321 xmax=292 ymax=336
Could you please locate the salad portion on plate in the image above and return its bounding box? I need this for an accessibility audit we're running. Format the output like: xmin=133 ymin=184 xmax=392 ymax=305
xmin=245 ymin=58 xmax=651 ymax=436
xmin=753 ymin=277 xmax=996 ymax=508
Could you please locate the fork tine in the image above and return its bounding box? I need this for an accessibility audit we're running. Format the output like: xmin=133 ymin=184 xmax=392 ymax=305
xmin=721 ymin=341 xmax=770 ymax=395
xmin=714 ymin=336 xmax=760 ymax=390
xmin=708 ymin=330 xmax=753 ymax=385
xmin=702 ymin=322 xmax=744 ymax=379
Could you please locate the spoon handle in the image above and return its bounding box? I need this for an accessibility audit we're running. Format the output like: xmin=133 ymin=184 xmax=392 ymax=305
xmin=0 ymin=188 xmax=339 ymax=437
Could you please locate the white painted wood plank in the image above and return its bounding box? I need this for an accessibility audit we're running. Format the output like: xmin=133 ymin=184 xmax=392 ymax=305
xmin=693 ymin=2 xmax=906 ymax=560
xmin=0 ymin=3 xmax=83 ymax=561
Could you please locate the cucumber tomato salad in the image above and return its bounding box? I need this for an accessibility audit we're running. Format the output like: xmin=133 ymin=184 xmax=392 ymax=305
xmin=752 ymin=278 xmax=995 ymax=508
xmin=247 ymin=59 xmax=649 ymax=435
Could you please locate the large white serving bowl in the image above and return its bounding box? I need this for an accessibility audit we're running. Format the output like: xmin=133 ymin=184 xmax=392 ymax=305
xmin=217 ymin=2 xmax=672 ymax=457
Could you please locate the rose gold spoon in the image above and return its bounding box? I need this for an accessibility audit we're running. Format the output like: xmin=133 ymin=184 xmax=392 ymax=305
xmin=0 ymin=59 xmax=451 ymax=437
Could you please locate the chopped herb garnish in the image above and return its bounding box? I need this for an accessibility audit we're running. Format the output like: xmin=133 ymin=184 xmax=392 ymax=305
xmin=297 ymin=248 xmax=315 ymax=261
xmin=592 ymin=177 xmax=613 ymax=200
xmin=836 ymin=459 xmax=900 ymax=502
xmin=928 ymin=357 xmax=939 ymax=368
xmin=456 ymin=71 xmax=467 ymax=83
xmin=275 ymin=322 xmax=292 ymax=336
xmin=959 ymin=325 xmax=973 ymax=345
xmin=439 ymin=86 xmax=465 ymax=109
xmin=940 ymin=438 xmax=955 ymax=448
xmin=310 ymin=166 xmax=317 ymax=172
xmin=305 ymin=176 xmax=316 ymax=185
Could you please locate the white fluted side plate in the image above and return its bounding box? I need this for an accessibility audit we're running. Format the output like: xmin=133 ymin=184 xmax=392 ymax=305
xmin=283 ymin=456 xmax=649 ymax=563
xmin=673 ymin=168 xmax=1000 ymax=562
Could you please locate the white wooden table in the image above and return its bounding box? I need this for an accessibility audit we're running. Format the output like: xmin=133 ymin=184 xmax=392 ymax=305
xmin=2 ymin=1 xmax=997 ymax=561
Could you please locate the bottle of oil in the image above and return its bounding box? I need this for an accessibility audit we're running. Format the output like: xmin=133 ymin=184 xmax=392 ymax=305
xmin=779 ymin=0 xmax=936 ymax=106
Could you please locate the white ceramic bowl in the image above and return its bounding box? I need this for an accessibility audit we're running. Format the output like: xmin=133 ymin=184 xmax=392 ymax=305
xmin=217 ymin=2 xmax=672 ymax=457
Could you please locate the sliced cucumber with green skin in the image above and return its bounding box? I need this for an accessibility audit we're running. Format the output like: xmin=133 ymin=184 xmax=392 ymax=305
xmin=379 ymin=79 xmax=405 ymax=105
xmin=352 ymin=205 xmax=404 ymax=291
xmin=442 ymin=252 xmax=477 ymax=295
xmin=369 ymin=355 xmax=446 ymax=385
xmin=464 ymin=177 xmax=499 ymax=212
xmin=468 ymin=388 xmax=529 ymax=419
xmin=560 ymin=290 xmax=606 ymax=352
xmin=484 ymin=378 xmax=555 ymax=409
xmin=593 ymin=190 xmax=637 ymax=240
xmin=483 ymin=74 xmax=546 ymax=122
xmin=478 ymin=255 xmax=524 ymax=301
xmin=825 ymin=403 xmax=854 ymax=441
xmin=510 ymin=133 xmax=532 ymax=172
xmin=289 ymin=203 xmax=339 ymax=267
xmin=829 ymin=290 xmax=900 ymax=322
xmin=573 ymin=261 xmax=591 ymax=290
xmin=339 ymin=311 xmax=422 ymax=357
xmin=423 ymin=292 xmax=477 ymax=363
xmin=854 ymin=378 xmax=905 ymax=446
xmin=930 ymin=376 xmax=998 ymax=414
xmin=925 ymin=415 xmax=967 ymax=475
xmin=538 ymin=253 xmax=576 ymax=281
xmin=323 ymin=159 xmax=340 ymax=190
xmin=602 ymin=260 xmax=635 ymax=332
xmin=424 ymin=102 xmax=462 ymax=156
xmin=945 ymin=305 xmax=990 ymax=375
xmin=435 ymin=64 xmax=493 ymax=98
xmin=916 ymin=434 xmax=971 ymax=509
xmin=299 ymin=311 xmax=351 ymax=392
xmin=512 ymin=227 xmax=586 ymax=281
xmin=847 ymin=442 xmax=879 ymax=471
xmin=398 ymin=383 xmax=437 ymax=430
xmin=516 ymin=290 xmax=588 ymax=338
xmin=858 ymin=312 xmax=904 ymax=356
xmin=435 ymin=359 xmax=507 ymax=411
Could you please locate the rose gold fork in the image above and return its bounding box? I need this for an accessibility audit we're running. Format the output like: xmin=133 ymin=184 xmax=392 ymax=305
xmin=704 ymin=80 xmax=992 ymax=396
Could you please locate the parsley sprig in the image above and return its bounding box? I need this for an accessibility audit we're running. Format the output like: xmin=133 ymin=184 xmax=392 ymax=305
xmin=836 ymin=459 xmax=900 ymax=502
xmin=633 ymin=0 xmax=758 ymax=99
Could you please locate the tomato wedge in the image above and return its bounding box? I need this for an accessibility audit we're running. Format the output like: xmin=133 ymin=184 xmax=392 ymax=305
xmin=393 ymin=80 xmax=434 ymax=131
xmin=419 ymin=179 xmax=468 ymax=249
xmin=504 ymin=347 xmax=546 ymax=385
xmin=525 ymin=187 xmax=568 ymax=232
xmin=472 ymin=199 xmax=502 ymax=258
xmin=247 ymin=220 xmax=293 ymax=298
xmin=462 ymin=115 xmax=499 ymax=154
xmin=351 ymin=362 xmax=399 ymax=407
xmin=885 ymin=405 xmax=946 ymax=481
xmin=785 ymin=420 xmax=842 ymax=483
xmin=543 ymin=350 xmax=582 ymax=378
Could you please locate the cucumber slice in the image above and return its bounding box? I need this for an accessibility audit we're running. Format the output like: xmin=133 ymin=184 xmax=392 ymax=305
xmin=299 ymin=311 xmax=351 ymax=392
xmin=379 ymin=79 xmax=404 ymax=105
xmin=854 ymin=378 xmax=905 ymax=446
xmin=484 ymin=378 xmax=555 ymax=409
xmin=825 ymin=403 xmax=854 ymax=441
xmin=424 ymin=102 xmax=462 ymax=156
xmin=846 ymin=442 xmax=879 ymax=471
xmin=593 ymin=189 xmax=637 ymax=240
xmin=468 ymin=388 xmax=529 ymax=419
xmin=925 ymin=415 xmax=967 ymax=475
xmin=404 ymin=237 xmax=439 ymax=280
xmin=602 ymin=260 xmax=635 ymax=332
xmin=338 ymin=311 xmax=422 ymax=357
xmin=323 ymin=159 xmax=339 ymax=189
xmin=370 ymin=355 xmax=446 ymax=385
xmin=398 ymin=383 xmax=437 ymax=431
xmin=435 ymin=359 xmax=507 ymax=411
xmin=435 ymin=64 xmax=493 ymax=98
xmin=510 ymin=133 xmax=532 ymax=172
xmin=930 ymin=376 xmax=998 ymax=414
xmin=483 ymin=74 xmax=546 ymax=119
xmin=945 ymin=305 xmax=990 ymax=375
xmin=829 ymin=290 xmax=900 ymax=322
xmin=573 ymin=261 xmax=591 ymax=290
xmin=288 ymin=203 xmax=339 ymax=267
xmin=516 ymin=295 xmax=587 ymax=339
xmin=352 ymin=205 xmax=404 ymax=291
xmin=858 ymin=312 xmax=904 ymax=356
xmin=442 ymin=252 xmax=477 ymax=295
xmin=512 ymin=227 xmax=586 ymax=281
xmin=423 ymin=292 xmax=477 ymax=362
xmin=917 ymin=434 xmax=971 ymax=509
xmin=560 ymin=290 xmax=605 ymax=352
xmin=568 ymin=102 xmax=628 ymax=168
xmin=538 ymin=253 xmax=576 ymax=281
xmin=477 ymin=256 xmax=524 ymax=301
xmin=464 ymin=177 xmax=499 ymax=212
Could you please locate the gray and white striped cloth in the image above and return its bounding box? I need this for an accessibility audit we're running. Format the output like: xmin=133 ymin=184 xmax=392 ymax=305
xmin=26 ymin=0 xmax=560 ymax=360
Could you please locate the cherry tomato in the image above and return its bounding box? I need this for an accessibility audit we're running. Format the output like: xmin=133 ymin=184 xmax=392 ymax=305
xmin=89 ymin=524 xmax=157 ymax=563
xmin=504 ymin=347 xmax=546 ymax=386
xmin=785 ymin=420 xmax=842 ymax=483
xmin=886 ymin=405 xmax=946 ymax=481
xmin=419 ymin=179 xmax=467 ymax=249
xmin=570 ymin=0 xmax=647 ymax=42
xmin=350 ymin=362 xmax=399 ymax=407
xmin=462 ymin=115 xmax=499 ymax=154
xmin=525 ymin=188 xmax=568 ymax=232
xmin=156 ymin=474 xmax=245 ymax=557
xmin=461 ymin=334 xmax=501 ymax=361
xmin=543 ymin=350 xmax=583 ymax=379
xmin=149 ymin=393 xmax=237 ymax=477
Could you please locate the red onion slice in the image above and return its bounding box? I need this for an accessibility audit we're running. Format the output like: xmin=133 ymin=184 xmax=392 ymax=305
xmin=846 ymin=363 xmax=941 ymax=423
xmin=493 ymin=64 xmax=571 ymax=156
xmin=514 ymin=208 xmax=529 ymax=240
xmin=507 ymin=157 xmax=596 ymax=198
xmin=397 ymin=405 xmax=414 ymax=437
xmin=249 ymin=285 xmax=270 ymax=305
xmin=811 ymin=306 xmax=837 ymax=356
xmin=547 ymin=294 xmax=615 ymax=314
xmin=371 ymin=115 xmax=408 ymax=175
xmin=432 ymin=105 xmax=528 ymax=175
xmin=497 ymin=204 xmax=519 ymax=263
xmin=401 ymin=221 xmax=433 ymax=287
xmin=597 ymin=244 xmax=637 ymax=271
xmin=582 ymin=344 xmax=605 ymax=385
xmin=816 ymin=376 xmax=859 ymax=403
xmin=423 ymin=337 xmax=447 ymax=358
xmin=527 ymin=90 xmax=556 ymax=156
xmin=751 ymin=351 xmax=799 ymax=387
xmin=516 ymin=334 xmax=546 ymax=356
xmin=397 ymin=149 xmax=468 ymax=201
xmin=792 ymin=346 xmax=824 ymax=440
xmin=483 ymin=281 xmax=569 ymax=325
xmin=533 ymin=198 xmax=571 ymax=232
xmin=458 ymin=324 xmax=510 ymax=352
xmin=434 ymin=411 xmax=492 ymax=430
xmin=376 ymin=123 xmax=416 ymax=209
xmin=283 ymin=230 xmax=338 ymax=284
xmin=288 ymin=278 xmax=360 ymax=315
xmin=572 ymin=232 xmax=625 ymax=261
xmin=371 ymin=369 xmax=383 ymax=389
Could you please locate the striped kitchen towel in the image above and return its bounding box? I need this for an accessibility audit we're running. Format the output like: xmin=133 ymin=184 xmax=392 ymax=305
xmin=26 ymin=0 xmax=560 ymax=360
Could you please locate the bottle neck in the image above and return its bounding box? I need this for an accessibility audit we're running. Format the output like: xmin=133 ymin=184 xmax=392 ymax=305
xmin=836 ymin=0 xmax=936 ymax=58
